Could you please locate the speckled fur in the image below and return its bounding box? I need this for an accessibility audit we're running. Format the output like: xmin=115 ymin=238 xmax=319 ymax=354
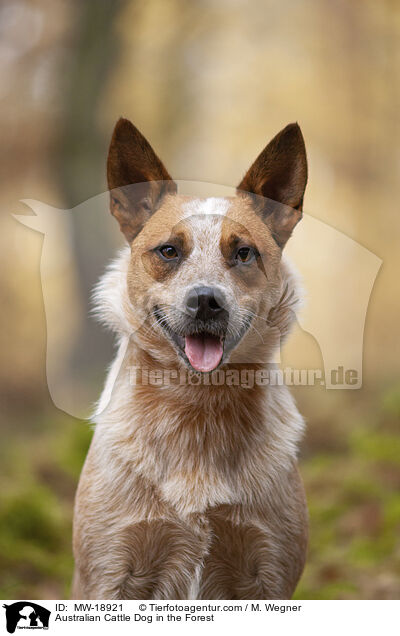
xmin=72 ymin=119 xmax=309 ymax=600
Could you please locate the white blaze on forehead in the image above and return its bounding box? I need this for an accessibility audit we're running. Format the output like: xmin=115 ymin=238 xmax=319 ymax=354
xmin=182 ymin=197 xmax=231 ymax=218
xmin=178 ymin=198 xmax=231 ymax=286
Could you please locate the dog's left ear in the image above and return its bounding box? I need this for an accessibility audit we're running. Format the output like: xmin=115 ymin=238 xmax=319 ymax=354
xmin=107 ymin=118 xmax=177 ymax=242
xmin=237 ymin=123 xmax=307 ymax=248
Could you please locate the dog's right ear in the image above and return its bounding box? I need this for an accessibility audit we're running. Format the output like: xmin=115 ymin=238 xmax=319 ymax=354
xmin=107 ymin=118 xmax=177 ymax=242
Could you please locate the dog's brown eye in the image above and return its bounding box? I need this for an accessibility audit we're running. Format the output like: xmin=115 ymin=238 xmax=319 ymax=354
xmin=236 ymin=247 xmax=255 ymax=263
xmin=159 ymin=245 xmax=178 ymax=260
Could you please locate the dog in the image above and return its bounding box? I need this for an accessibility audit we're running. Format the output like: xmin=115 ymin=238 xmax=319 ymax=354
xmin=72 ymin=117 xmax=309 ymax=599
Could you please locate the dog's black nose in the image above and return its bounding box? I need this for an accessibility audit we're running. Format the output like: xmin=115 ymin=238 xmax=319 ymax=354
xmin=185 ymin=286 xmax=225 ymax=321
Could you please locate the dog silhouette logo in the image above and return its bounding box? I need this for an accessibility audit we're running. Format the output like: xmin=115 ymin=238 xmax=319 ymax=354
xmin=2 ymin=602 xmax=50 ymax=633
xmin=14 ymin=187 xmax=381 ymax=418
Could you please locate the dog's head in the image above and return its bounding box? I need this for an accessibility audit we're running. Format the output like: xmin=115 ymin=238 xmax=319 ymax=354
xmin=106 ymin=118 xmax=307 ymax=372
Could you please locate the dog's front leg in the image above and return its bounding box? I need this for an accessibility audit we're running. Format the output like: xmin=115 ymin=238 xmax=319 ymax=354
xmin=199 ymin=467 xmax=308 ymax=600
xmin=73 ymin=517 xmax=208 ymax=600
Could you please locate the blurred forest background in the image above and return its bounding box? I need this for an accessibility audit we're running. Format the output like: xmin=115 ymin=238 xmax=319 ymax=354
xmin=0 ymin=0 xmax=399 ymax=599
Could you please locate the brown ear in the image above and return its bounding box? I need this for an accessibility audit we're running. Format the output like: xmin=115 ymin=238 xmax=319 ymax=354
xmin=107 ymin=118 xmax=177 ymax=242
xmin=237 ymin=123 xmax=307 ymax=248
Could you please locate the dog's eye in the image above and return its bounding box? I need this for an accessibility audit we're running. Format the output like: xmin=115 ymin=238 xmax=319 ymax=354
xmin=158 ymin=245 xmax=178 ymax=260
xmin=236 ymin=246 xmax=255 ymax=263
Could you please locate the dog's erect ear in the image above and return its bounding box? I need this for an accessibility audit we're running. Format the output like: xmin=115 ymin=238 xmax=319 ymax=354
xmin=107 ymin=118 xmax=177 ymax=242
xmin=237 ymin=123 xmax=307 ymax=248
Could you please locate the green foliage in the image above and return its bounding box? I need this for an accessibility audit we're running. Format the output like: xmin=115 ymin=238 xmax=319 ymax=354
xmin=1 ymin=385 xmax=399 ymax=599
xmin=50 ymin=419 xmax=93 ymax=480
xmin=350 ymin=430 xmax=400 ymax=466
xmin=382 ymin=385 xmax=400 ymax=418
xmin=294 ymin=387 xmax=400 ymax=600
xmin=0 ymin=413 xmax=92 ymax=599
xmin=0 ymin=487 xmax=63 ymax=549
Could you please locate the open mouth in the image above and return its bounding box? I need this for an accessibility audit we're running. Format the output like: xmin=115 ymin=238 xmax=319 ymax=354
xmin=153 ymin=306 xmax=226 ymax=372
xmin=153 ymin=306 xmax=253 ymax=373
xmin=184 ymin=333 xmax=223 ymax=372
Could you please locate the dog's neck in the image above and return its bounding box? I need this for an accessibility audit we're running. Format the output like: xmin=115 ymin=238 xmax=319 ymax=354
xmin=94 ymin=334 xmax=304 ymax=515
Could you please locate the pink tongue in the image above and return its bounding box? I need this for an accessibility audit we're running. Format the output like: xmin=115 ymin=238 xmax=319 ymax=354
xmin=185 ymin=334 xmax=223 ymax=372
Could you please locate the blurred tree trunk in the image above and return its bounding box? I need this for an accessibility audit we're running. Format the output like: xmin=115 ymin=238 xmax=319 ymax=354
xmin=55 ymin=0 xmax=127 ymax=384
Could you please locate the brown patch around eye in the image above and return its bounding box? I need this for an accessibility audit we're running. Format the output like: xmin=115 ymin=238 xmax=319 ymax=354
xmin=220 ymin=218 xmax=267 ymax=283
xmin=141 ymin=251 xmax=178 ymax=282
xmin=231 ymin=255 xmax=267 ymax=288
xmin=141 ymin=226 xmax=193 ymax=282
xmin=219 ymin=231 xmax=241 ymax=263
